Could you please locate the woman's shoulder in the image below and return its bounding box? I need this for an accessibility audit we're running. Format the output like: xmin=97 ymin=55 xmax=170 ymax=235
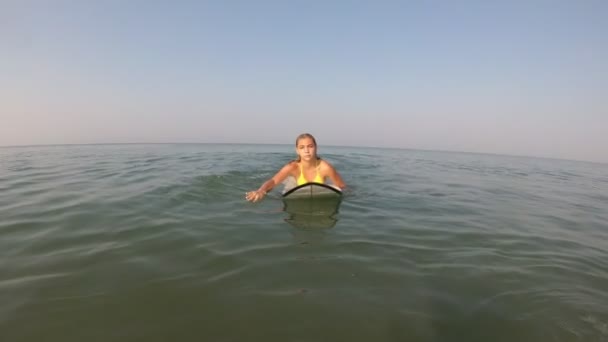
xmin=275 ymin=160 xmax=299 ymax=179
xmin=318 ymin=159 xmax=335 ymax=169
xmin=284 ymin=160 xmax=299 ymax=170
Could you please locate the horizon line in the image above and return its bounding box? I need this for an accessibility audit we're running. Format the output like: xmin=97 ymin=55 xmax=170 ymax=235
xmin=0 ymin=141 xmax=605 ymax=166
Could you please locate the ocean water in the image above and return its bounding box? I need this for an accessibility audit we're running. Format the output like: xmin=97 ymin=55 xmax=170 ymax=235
xmin=1 ymin=143 xmax=607 ymax=342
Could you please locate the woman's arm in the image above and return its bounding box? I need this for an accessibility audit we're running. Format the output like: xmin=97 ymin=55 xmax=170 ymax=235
xmin=246 ymin=162 xmax=295 ymax=202
xmin=323 ymin=161 xmax=346 ymax=189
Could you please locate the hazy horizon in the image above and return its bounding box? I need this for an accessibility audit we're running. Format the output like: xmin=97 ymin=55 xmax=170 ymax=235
xmin=2 ymin=1 xmax=607 ymax=163
xmin=2 ymin=141 xmax=606 ymax=166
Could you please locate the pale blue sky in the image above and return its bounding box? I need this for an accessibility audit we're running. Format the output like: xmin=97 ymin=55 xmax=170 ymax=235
xmin=2 ymin=1 xmax=607 ymax=162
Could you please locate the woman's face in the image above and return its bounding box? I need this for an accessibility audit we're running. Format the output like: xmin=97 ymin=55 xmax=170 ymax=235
xmin=296 ymin=137 xmax=317 ymax=161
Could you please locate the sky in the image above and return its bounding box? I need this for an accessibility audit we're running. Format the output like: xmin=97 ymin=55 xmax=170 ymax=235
xmin=2 ymin=1 xmax=607 ymax=163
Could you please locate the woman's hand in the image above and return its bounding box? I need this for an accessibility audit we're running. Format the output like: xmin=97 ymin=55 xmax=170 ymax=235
xmin=245 ymin=190 xmax=266 ymax=202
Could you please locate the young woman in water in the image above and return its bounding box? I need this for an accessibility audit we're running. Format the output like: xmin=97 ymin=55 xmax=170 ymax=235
xmin=245 ymin=133 xmax=346 ymax=202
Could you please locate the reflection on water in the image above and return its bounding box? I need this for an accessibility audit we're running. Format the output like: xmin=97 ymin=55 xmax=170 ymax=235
xmin=282 ymin=197 xmax=342 ymax=229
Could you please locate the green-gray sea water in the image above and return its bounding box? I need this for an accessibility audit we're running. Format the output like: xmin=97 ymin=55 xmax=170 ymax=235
xmin=1 ymin=144 xmax=607 ymax=341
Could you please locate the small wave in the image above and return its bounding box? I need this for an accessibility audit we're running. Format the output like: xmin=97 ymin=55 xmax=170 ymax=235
xmin=0 ymin=272 xmax=70 ymax=289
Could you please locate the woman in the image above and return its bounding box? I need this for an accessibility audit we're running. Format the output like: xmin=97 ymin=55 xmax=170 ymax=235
xmin=245 ymin=133 xmax=346 ymax=202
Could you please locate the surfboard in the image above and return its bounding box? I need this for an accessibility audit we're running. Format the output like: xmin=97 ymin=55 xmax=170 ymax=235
xmin=281 ymin=182 xmax=342 ymax=199
xmin=282 ymin=184 xmax=342 ymax=229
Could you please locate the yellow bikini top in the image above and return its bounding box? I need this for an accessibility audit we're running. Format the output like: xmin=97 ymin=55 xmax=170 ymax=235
xmin=297 ymin=161 xmax=324 ymax=185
